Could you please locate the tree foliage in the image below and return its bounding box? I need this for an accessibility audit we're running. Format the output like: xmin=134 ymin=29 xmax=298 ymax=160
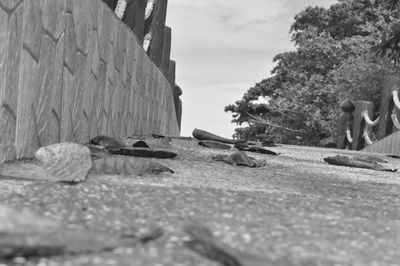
xmin=225 ymin=0 xmax=400 ymax=145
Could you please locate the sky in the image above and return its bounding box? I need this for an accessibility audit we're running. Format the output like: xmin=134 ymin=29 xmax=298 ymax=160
xmin=166 ymin=0 xmax=336 ymax=138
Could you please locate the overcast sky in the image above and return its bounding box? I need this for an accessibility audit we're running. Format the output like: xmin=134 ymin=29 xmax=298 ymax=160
xmin=166 ymin=0 xmax=335 ymax=138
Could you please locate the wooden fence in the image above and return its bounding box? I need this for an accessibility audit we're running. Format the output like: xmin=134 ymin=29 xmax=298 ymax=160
xmin=0 ymin=0 xmax=182 ymax=162
xmin=337 ymin=75 xmax=400 ymax=153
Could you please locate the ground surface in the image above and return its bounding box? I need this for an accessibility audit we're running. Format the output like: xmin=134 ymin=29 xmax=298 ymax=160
xmin=1 ymin=138 xmax=400 ymax=266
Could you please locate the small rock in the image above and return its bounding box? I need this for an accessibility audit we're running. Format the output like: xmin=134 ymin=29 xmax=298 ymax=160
xmin=35 ymin=142 xmax=92 ymax=183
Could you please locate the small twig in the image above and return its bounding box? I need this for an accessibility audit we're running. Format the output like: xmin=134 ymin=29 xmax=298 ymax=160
xmin=249 ymin=115 xmax=300 ymax=132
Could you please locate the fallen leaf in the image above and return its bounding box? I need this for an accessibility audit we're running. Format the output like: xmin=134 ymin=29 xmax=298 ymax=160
xmin=0 ymin=160 xmax=52 ymax=181
xmin=234 ymin=143 xmax=278 ymax=156
xmin=198 ymin=141 xmax=231 ymax=150
xmin=35 ymin=142 xmax=92 ymax=183
xmin=183 ymin=224 xmax=286 ymax=266
xmin=90 ymin=135 xmax=123 ymax=151
xmin=0 ymin=205 xmax=138 ymax=260
xmin=109 ymin=147 xmax=177 ymax=159
xmin=323 ymin=155 xmax=396 ymax=172
xmin=132 ymin=140 xmax=150 ymax=148
xmin=213 ymin=151 xmax=266 ymax=168
xmin=193 ymin=128 xmax=244 ymax=144
xmin=91 ymin=155 xmax=174 ymax=176
xmin=352 ymin=155 xmax=388 ymax=164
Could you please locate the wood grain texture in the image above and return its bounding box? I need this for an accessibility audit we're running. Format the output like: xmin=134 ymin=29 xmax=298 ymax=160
xmin=0 ymin=4 xmax=22 ymax=162
xmin=363 ymin=131 xmax=400 ymax=154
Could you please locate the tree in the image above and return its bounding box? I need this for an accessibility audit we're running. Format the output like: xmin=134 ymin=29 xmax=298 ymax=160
xmin=226 ymin=0 xmax=399 ymax=145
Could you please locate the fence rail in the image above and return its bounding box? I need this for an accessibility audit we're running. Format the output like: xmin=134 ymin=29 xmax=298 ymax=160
xmin=337 ymin=75 xmax=400 ymax=151
xmin=0 ymin=0 xmax=181 ymax=162
xmin=102 ymin=0 xmax=181 ymax=121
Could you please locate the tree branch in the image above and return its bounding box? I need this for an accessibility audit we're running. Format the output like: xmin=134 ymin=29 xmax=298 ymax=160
xmin=249 ymin=115 xmax=301 ymax=132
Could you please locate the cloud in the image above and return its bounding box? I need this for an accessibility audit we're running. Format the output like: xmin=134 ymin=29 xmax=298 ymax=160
xmin=233 ymin=19 xmax=270 ymax=31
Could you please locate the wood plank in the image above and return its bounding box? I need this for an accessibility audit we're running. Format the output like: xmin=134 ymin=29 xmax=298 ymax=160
xmin=102 ymin=0 xmax=117 ymax=10
xmin=147 ymin=0 xmax=168 ymax=66
xmin=378 ymin=75 xmax=400 ymax=139
xmin=168 ymin=59 xmax=175 ymax=86
xmin=123 ymin=0 xmax=146 ymax=44
xmin=363 ymin=131 xmax=400 ymax=154
xmin=0 ymin=5 xmax=23 ymax=162
xmin=352 ymin=101 xmax=374 ymax=151
xmin=96 ymin=62 xmax=107 ymax=136
xmin=160 ymin=26 xmax=171 ymax=75
xmin=15 ymin=49 xmax=40 ymax=158
xmin=61 ymin=66 xmax=74 ymax=141
xmin=49 ymin=33 xmax=65 ymax=144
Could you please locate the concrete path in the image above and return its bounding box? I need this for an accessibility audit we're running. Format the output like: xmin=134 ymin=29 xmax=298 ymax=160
xmin=1 ymin=139 xmax=400 ymax=265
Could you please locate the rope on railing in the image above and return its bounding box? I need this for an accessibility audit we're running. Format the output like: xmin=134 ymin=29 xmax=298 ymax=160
xmin=361 ymin=111 xmax=376 ymax=146
xmin=143 ymin=0 xmax=155 ymax=50
xmin=362 ymin=111 xmax=379 ymax=126
xmin=145 ymin=0 xmax=155 ymax=20
xmin=114 ymin=0 xmax=127 ymax=19
xmin=363 ymin=128 xmax=374 ymax=145
xmin=346 ymin=126 xmax=353 ymax=144
xmin=393 ymin=90 xmax=400 ymax=110
xmin=143 ymin=32 xmax=152 ymax=51
xmin=390 ymin=89 xmax=400 ymax=130
xmin=391 ymin=113 xmax=400 ymax=130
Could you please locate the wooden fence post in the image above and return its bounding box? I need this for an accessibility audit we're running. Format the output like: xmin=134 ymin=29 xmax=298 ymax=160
xmin=160 ymin=26 xmax=171 ymax=76
xmin=146 ymin=0 xmax=168 ymax=66
xmin=378 ymin=75 xmax=400 ymax=139
xmin=177 ymin=98 xmax=182 ymax=130
xmin=167 ymin=59 xmax=175 ymax=86
xmin=352 ymin=101 xmax=374 ymax=150
xmin=122 ymin=0 xmax=146 ymax=44
xmin=337 ymin=99 xmax=355 ymax=149
xmin=103 ymin=0 xmax=118 ymax=10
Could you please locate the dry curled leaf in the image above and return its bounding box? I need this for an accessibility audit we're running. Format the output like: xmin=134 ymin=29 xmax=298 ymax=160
xmin=110 ymin=147 xmax=177 ymax=159
xmin=352 ymin=155 xmax=388 ymax=164
xmin=183 ymin=224 xmax=281 ymax=266
xmin=213 ymin=151 xmax=266 ymax=168
xmin=0 ymin=205 xmax=138 ymax=260
xmin=198 ymin=140 xmax=231 ymax=150
xmin=91 ymin=155 xmax=174 ymax=176
xmin=323 ymin=155 xmax=396 ymax=172
xmin=234 ymin=143 xmax=278 ymax=156
xmin=35 ymin=142 xmax=92 ymax=182
xmin=90 ymin=135 xmax=123 ymax=151
xmin=193 ymin=128 xmax=244 ymax=144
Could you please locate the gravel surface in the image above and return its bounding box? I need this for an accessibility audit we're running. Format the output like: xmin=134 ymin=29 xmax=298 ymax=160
xmin=1 ymin=138 xmax=400 ymax=266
